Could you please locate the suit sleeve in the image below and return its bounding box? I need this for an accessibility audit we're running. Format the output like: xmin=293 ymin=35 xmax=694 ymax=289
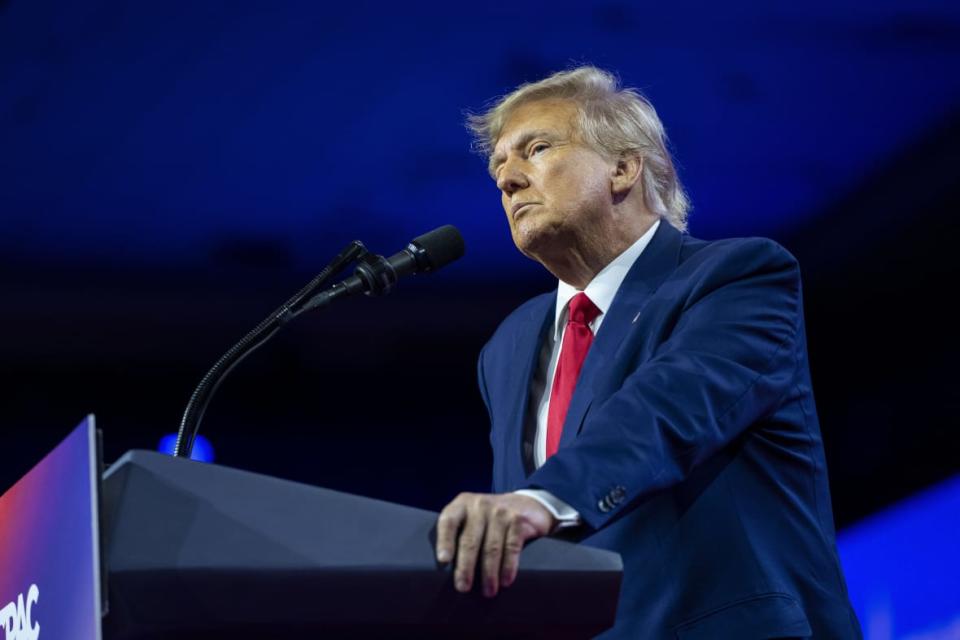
xmin=523 ymin=239 xmax=802 ymax=530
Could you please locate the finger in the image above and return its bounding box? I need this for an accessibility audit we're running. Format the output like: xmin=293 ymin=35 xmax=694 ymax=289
xmin=480 ymin=507 xmax=509 ymax=597
xmin=500 ymin=520 xmax=528 ymax=589
xmin=454 ymin=501 xmax=487 ymax=593
xmin=436 ymin=499 xmax=466 ymax=564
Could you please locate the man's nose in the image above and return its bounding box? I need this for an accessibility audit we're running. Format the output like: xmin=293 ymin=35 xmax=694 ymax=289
xmin=496 ymin=161 xmax=529 ymax=195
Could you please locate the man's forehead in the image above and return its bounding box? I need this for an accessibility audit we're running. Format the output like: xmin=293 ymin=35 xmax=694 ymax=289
xmin=490 ymin=99 xmax=579 ymax=167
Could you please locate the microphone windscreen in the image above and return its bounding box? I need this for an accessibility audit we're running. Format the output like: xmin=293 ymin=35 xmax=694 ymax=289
xmin=411 ymin=225 xmax=465 ymax=270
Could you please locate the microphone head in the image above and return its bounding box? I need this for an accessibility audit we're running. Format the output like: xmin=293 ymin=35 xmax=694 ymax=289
xmin=409 ymin=225 xmax=465 ymax=271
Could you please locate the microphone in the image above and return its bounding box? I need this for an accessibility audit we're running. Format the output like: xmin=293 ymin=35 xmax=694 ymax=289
xmin=301 ymin=225 xmax=465 ymax=311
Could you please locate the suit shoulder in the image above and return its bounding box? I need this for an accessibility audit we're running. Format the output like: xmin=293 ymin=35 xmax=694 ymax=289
xmin=678 ymin=233 xmax=799 ymax=275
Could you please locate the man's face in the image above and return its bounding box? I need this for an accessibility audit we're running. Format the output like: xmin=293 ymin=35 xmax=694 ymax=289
xmin=490 ymin=99 xmax=616 ymax=261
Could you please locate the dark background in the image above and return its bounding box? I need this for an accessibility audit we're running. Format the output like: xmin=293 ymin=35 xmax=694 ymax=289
xmin=1 ymin=0 xmax=958 ymax=530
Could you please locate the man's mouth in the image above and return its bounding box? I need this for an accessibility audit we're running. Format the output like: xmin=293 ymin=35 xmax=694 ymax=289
xmin=512 ymin=202 xmax=540 ymax=218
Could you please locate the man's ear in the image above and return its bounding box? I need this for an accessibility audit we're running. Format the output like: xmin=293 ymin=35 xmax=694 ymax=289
xmin=611 ymin=153 xmax=643 ymax=197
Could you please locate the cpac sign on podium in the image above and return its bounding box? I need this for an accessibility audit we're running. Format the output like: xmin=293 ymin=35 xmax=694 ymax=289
xmin=0 ymin=417 xmax=103 ymax=640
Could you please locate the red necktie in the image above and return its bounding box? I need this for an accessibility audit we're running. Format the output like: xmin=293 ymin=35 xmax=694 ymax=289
xmin=546 ymin=292 xmax=601 ymax=459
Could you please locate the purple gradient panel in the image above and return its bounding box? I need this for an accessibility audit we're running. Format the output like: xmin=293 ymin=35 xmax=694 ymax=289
xmin=0 ymin=416 xmax=101 ymax=640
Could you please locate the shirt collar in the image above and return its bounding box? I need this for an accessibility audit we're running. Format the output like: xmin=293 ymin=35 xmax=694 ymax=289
xmin=553 ymin=217 xmax=661 ymax=340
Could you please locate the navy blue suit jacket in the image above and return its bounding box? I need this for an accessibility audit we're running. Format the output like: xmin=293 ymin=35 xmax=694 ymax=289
xmin=478 ymin=221 xmax=862 ymax=639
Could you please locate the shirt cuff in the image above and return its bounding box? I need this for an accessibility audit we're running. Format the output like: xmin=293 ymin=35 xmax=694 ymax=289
xmin=514 ymin=489 xmax=582 ymax=531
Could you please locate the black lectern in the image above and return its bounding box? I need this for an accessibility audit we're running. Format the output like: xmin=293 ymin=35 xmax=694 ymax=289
xmin=102 ymin=451 xmax=622 ymax=639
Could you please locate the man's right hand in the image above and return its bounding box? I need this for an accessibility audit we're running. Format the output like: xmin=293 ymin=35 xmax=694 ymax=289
xmin=435 ymin=491 xmax=555 ymax=598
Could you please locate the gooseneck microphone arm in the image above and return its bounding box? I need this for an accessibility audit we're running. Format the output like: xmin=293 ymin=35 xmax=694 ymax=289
xmin=172 ymin=225 xmax=465 ymax=459
xmin=172 ymin=240 xmax=367 ymax=458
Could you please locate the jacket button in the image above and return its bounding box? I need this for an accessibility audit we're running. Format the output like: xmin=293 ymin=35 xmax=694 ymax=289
xmin=597 ymin=497 xmax=612 ymax=513
xmin=611 ymin=486 xmax=626 ymax=503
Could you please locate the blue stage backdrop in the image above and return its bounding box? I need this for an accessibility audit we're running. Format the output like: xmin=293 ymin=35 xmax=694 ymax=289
xmin=2 ymin=1 xmax=960 ymax=275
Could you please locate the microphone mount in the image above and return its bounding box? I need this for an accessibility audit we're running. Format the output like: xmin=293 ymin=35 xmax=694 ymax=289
xmin=353 ymin=251 xmax=399 ymax=297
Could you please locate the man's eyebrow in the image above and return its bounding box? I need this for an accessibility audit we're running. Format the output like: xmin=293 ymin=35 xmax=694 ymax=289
xmin=488 ymin=129 xmax=559 ymax=176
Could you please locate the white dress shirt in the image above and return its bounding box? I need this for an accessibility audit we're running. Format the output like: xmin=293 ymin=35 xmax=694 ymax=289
xmin=515 ymin=218 xmax=661 ymax=528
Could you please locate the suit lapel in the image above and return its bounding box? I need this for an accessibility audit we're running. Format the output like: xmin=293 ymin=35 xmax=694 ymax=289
xmin=502 ymin=294 xmax=554 ymax=487
xmin=557 ymin=221 xmax=684 ymax=450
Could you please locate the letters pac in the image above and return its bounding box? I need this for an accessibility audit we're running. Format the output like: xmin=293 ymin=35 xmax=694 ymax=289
xmin=0 ymin=584 xmax=39 ymax=640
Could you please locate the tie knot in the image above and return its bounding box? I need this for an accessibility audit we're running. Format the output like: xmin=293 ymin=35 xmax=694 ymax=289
xmin=568 ymin=292 xmax=601 ymax=326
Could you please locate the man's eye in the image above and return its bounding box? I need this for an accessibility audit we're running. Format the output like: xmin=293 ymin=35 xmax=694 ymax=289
xmin=530 ymin=143 xmax=549 ymax=155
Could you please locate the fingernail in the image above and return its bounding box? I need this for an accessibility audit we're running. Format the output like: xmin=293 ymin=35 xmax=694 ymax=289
xmin=484 ymin=582 xmax=495 ymax=598
xmin=437 ymin=550 xmax=450 ymax=563
xmin=456 ymin=577 xmax=469 ymax=592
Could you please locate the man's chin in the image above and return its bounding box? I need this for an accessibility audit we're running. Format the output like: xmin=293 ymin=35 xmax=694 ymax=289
xmin=511 ymin=225 xmax=568 ymax=265
xmin=511 ymin=228 xmax=550 ymax=259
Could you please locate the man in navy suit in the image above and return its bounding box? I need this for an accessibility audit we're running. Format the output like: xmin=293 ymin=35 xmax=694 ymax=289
xmin=435 ymin=66 xmax=861 ymax=638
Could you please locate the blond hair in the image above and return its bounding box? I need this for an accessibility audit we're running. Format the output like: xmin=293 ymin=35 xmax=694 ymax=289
xmin=467 ymin=66 xmax=691 ymax=232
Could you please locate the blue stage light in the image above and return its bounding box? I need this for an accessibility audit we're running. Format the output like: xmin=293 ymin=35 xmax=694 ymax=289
xmin=838 ymin=474 xmax=960 ymax=639
xmin=157 ymin=433 xmax=215 ymax=463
